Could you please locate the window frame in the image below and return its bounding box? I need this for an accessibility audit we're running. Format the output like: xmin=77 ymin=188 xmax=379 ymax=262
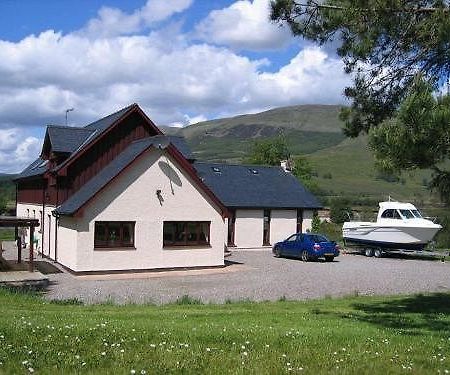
xmin=94 ymin=221 xmax=135 ymax=250
xmin=163 ymin=221 xmax=211 ymax=248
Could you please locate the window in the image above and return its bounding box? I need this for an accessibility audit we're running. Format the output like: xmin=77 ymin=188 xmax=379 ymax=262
xmin=163 ymin=221 xmax=210 ymax=247
xmin=400 ymin=210 xmax=415 ymax=219
xmin=412 ymin=209 xmax=422 ymax=218
xmin=94 ymin=221 xmax=135 ymax=249
xmin=381 ymin=209 xmax=401 ymax=219
xmin=286 ymin=234 xmax=298 ymax=242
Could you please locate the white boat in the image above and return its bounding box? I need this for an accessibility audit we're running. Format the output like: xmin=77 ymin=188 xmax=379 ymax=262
xmin=342 ymin=201 xmax=442 ymax=251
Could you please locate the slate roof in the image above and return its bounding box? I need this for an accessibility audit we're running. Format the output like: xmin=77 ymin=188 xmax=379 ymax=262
xmin=193 ymin=162 xmax=322 ymax=209
xmin=168 ymin=136 xmax=194 ymax=160
xmin=53 ymin=105 xmax=137 ymax=172
xmin=84 ymin=104 xmax=135 ymax=132
xmin=55 ymin=135 xmax=182 ymax=215
xmin=46 ymin=126 xmax=95 ymax=153
xmin=15 ymin=158 xmax=49 ymax=180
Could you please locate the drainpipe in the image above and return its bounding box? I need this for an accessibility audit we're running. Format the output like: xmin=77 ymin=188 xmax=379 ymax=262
xmin=52 ymin=210 xmax=59 ymax=263
xmin=41 ymin=187 xmax=46 ymax=257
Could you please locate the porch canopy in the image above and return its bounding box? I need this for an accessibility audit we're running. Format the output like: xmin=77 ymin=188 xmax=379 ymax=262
xmin=0 ymin=216 xmax=40 ymax=272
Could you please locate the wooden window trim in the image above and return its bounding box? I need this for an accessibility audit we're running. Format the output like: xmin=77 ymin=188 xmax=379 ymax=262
xmin=163 ymin=221 xmax=211 ymax=248
xmin=94 ymin=221 xmax=135 ymax=250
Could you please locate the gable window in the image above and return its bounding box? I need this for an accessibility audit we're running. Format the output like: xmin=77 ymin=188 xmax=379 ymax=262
xmin=163 ymin=221 xmax=210 ymax=247
xmin=94 ymin=221 xmax=135 ymax=249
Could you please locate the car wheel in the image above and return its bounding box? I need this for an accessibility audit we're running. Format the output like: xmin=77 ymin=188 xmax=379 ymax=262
xmin=365 ymin=248 xmax=374 ymax=257
xmin=324 ymin=256 xmax=334 ymax=262
xmin=301 ymin=250 xmax=309 ymax=262
xmin=374 ymin=248 xmax=383 ymax=258
xmin=273 ymin=246 xmax=281 ymax=258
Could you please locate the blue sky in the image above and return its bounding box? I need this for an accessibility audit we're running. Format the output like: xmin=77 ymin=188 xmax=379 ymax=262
xmin=0 ymin=0 xmax=348 ymax=173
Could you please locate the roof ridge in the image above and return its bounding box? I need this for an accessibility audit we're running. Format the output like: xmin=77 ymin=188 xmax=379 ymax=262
xmin=84 ymin=103 xmax=136 ymax=129
xmin=48 ymin=125 xmax=94 ymax=131
xmin=195 ymin=161 xmax=283 ymax=170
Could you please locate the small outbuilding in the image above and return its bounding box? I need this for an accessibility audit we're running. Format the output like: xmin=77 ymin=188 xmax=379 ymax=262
xmin=194 ymin=162 xmax=321 ymax=248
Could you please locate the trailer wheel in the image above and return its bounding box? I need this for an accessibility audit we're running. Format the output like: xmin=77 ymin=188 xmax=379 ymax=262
xmin=365 ymin=248 xmax=374 ymax=257
xmin=374 ymin=248 xmax=383 ymax=258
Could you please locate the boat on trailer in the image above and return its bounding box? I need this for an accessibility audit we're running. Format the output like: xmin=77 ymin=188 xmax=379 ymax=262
xmin=342 ymin=201 xmax=442 ymax=256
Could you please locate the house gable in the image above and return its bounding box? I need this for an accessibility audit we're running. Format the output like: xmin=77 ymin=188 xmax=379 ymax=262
xmin=55 ymin=137 xmax=228 ymax=218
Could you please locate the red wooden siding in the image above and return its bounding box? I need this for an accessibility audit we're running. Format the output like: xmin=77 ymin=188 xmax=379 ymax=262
xmin=64 ymin=113 xmax=156 ymax=200
xmin=17 ymin=179 xmax=46 ymax=204
xmin=17 ymin=110 xmax=159 ymax=208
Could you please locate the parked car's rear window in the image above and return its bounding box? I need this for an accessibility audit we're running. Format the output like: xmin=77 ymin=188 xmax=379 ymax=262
xmin=309 ymin=234 xmax=328 ymax=243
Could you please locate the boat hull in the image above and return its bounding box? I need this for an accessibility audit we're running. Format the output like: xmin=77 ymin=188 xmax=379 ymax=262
xmin=342 ymin=223 xmax=441 ymax=250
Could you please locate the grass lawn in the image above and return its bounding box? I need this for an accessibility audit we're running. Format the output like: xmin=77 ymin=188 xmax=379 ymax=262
xmin=0 ymin=289 xmax=449 ymax=374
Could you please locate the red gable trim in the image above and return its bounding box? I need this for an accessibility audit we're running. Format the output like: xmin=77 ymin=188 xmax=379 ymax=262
xmin=73 ymin=143 xmax=229 ymax=219
xmin=52 ymin=104 xmax=162 ymax=177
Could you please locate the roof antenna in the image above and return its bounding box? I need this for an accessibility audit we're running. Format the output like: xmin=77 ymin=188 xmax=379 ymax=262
xmin=65 ymin=108 xmax=74 ymax=126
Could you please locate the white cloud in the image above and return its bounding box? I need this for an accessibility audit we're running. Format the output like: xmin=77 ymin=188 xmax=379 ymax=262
xmin=195 ymin=0 xmax=292 ymax=51
xmin=170 ymin=114 xmax=209 ymax=127
xmin=0 ymin=129 xmax=40 ymax=173
xmin=80 ymin=0 xmax=193 ymax=37
xmin=0 ymin=29 xmax=347 ymax=126
xmin=0 ymin=2 xmax=350 ymax=173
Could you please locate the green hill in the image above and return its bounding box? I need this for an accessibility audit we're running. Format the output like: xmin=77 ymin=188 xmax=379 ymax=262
xmin=163 ymin=105 xmax=439 ymax=204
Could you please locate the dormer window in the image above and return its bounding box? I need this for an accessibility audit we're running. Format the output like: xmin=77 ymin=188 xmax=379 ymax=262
xmin=212 ymin=167 xmax=221 ymax=174
xmin=249 ymin=169 xmax=259 ymax=175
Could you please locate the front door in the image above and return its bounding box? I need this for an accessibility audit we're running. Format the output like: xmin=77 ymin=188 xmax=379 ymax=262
xmin=263 ymin=209 xmax=271 ymax=246
xmin=227 ymin=211 xmax=236 ymax=247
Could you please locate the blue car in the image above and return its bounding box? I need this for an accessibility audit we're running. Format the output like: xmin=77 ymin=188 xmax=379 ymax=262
xmin=272 ymin=233 xmax=340 ymax=262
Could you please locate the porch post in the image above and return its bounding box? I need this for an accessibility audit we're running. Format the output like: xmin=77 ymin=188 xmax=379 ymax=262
xmin=28 ymin=225 xmax=34 ymax=272
xmin=16 ymin=225 xmax=21 ymax=263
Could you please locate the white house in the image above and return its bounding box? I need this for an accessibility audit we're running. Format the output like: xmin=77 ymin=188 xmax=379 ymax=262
xmin=15 ymin=104 xmax=321 ymax=273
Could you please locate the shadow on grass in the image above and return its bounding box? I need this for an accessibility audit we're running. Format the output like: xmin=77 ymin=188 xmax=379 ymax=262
xmin=316 ymin=293 xmax=450 ymax=335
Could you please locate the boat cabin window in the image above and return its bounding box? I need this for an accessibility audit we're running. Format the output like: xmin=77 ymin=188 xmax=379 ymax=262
xmin=412 ymin=209 xmax=422 ymax=218
xmin=400 ymin=209 xmax=415 ymax=219
xmin=381 ymin=209 xmax=402 ymax=219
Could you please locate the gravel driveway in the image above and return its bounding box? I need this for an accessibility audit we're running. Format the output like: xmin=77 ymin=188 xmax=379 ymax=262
xmin=39 ymin=250 xmax=450 ymax=304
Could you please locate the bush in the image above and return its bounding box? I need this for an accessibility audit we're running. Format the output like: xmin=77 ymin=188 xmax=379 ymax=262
xmin=330 ymin=198 xmax=353 ymax=224
xmin=311 ymin=212 xmax=321 ymax=233
xmin=318 ymin=221 xmax=342 ymax=242
xmin=435 ymin=214 xmax=450 ymax=249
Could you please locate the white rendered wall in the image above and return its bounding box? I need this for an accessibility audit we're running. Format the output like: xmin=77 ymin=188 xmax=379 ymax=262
xmin=62 ymin=149 xmax=225 ymax=272
xmin=16 ymin=203 xmax=57 ymax=259
xmin=270 ymin=210 xmax=297 ymax=244
xmin=57 ymin=217 xmax=78 ymax=269
xmin=303 ymin=210 xmax=314 ymax=232
xmin=234 ymin=209 xmax=264 ymax=248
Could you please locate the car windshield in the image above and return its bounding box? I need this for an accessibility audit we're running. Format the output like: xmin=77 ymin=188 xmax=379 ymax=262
xmin=400 ymin=209 xmax=415 ymax=219
xmin=309 ymin=234 xmax=328 ymax=242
